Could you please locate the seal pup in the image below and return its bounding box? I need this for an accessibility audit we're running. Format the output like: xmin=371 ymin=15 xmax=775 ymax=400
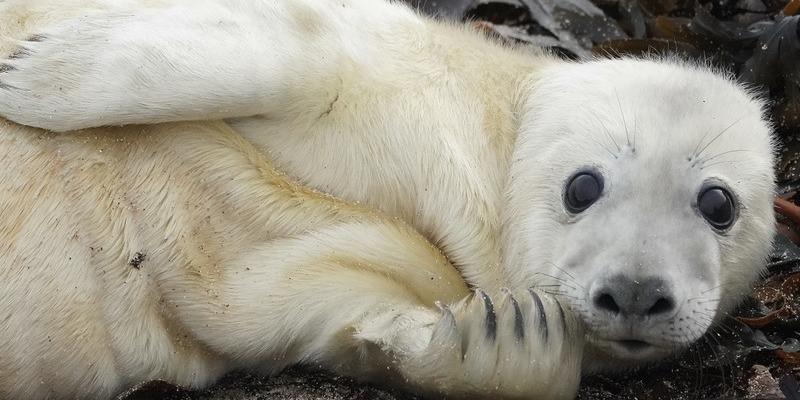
xmin=0 ymin=0 xmax=776 ymax=398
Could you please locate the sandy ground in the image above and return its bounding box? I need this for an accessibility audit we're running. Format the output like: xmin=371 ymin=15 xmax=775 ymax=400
xmin=118 ymin=370 xmax=415 ymax=400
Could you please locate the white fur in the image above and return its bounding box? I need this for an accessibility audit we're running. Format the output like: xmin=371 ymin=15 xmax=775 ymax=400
xmin=0 ymin=0 xmax=776 ymax=398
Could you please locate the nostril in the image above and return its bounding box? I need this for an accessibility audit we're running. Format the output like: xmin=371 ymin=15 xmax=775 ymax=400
xmin=594 ymin=293 xmax=620 ymax=314
xmin=647 ymin=297 xmax=674 ymax=315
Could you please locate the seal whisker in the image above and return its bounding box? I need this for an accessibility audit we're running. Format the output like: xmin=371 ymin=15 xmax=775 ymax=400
xmin=613 ymin=88 xmax=631 ymax=148
xmin=686 ymin=292 xmax=717 ymax=302
xmin=533 ymin=287 xmax=579 ymax=300
xmin=544 ymin=262 xmax=585 ymax=290
xmin=531 ymin=271 xmax=576 ymax=285
xmin=691 ymin=320 xmax=731 ymax=395
xmin=693 ymin=116 xmax=747 ymax=160
xmin=534 ymin=287 xmax=578 ymax=299
xmin=687 ymin=338 xmax=704 ymax=395
xmin=692 ymin=129 xmax=714 ymax=160
xmin=589 ymin=111 xmax=622 ymax=153
xmin=536 ymin=286 xmax=570 ymax=294
xmin=699 ymin=282 xmax=733 ymax=295
xmin=693 ymin=338 xmax=709 ymax=395
xmin=541 ymin=290 xmax=577 ymax=300
xmin=714 ymin=310 xmax=756 ymax=333
xmin=704 ymin=332 xmax=733 ymax=396
xmin=534 ymin=284 xmax=577 ymax=295
xmin=531 ymin=272 xmax=579 ymax=291
xmin=695 ymin=149 xmax=754 ymax=166
xmin=696 ymin=313 xmax=735 ymax=335
xmin=698 ymin=159 xmax=749 ymax=169
xmin=587 ymin=135 xmax=619 ymax=159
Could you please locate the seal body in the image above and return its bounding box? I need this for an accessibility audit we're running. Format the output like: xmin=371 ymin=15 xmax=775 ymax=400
xmin=0 ymin=0 xmax=776 ymax=398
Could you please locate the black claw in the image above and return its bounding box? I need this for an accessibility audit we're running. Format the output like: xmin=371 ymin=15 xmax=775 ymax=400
xmin=510 ymin=295 xmax=524 ymax=340
xmin=8 ymin=48 xmax=30 ymax=59
xmin=556 ymin=300 xmax=568 ymax=333
xmin=26 ymin=34 xmax=47 ymax=42
xmin=477 ymin=290 xmax=496 ymax=342
xmin=0 ymin=81 xmax=20 ymax=90
xmin=437 ymin=302 xmax=457 ymax=329
xmin=528 ymin=289 xmax=548 ymax=342
xmin=461 ymin=320 xmax=469 ymax=362
xmin=442 ymin=307 xmax=455 ymax=326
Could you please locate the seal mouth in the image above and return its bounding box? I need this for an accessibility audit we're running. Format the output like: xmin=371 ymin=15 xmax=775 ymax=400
xmin=615 ymin=339 xmax=651 ymax=353
xmin=607 ymin=339 xmax=662 ymax=360
xmin=591 ymin=337 xmax=668 ymax=361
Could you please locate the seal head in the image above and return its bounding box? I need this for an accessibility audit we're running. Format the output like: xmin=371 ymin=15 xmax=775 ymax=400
xmin=504 ymin=58 xmax=776 ymax=369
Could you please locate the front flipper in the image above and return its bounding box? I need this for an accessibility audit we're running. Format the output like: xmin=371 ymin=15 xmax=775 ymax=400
xmin=204 ymin=218 xmax=584 ymax=399
xmin=0 ymin=2 xmax=277 ymax=131
xmin=0 ymin=0 xmax=423 ymax=132
xmin=358 ymin=289 xmax=584 ymax=399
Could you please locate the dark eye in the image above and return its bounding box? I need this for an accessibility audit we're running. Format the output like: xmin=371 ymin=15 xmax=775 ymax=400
xmin=565 ymin=172 xmax=603 ymax=213
xmin=698 ymin=187 xmax=735 ymax=230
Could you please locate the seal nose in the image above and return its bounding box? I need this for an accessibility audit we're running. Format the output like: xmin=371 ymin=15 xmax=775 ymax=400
xmin=592 ymin=275 xmax=675 ymax=318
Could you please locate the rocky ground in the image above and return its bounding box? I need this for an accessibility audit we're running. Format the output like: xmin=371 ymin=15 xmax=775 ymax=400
xmin=121 ymin=0 xmax=800 ymax=398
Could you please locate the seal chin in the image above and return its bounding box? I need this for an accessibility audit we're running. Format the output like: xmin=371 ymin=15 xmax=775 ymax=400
xmin=588 ymin=336 xmax=674 ymax=364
